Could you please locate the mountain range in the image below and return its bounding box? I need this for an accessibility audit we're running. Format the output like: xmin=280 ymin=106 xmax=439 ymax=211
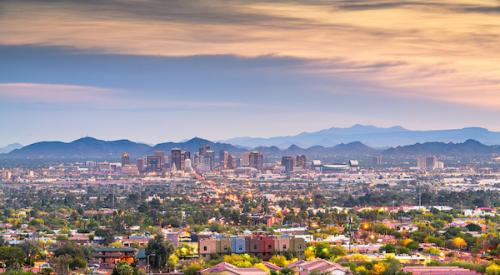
xmin=3 ymin=137 xmax=244 ymax=159
xmin=224 ymin=124 xmax=500 ymax=148
xmin=2 ymin=137 xmax=500 ymax=160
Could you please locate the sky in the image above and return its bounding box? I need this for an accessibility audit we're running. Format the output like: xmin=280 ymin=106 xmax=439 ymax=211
xmin=1 ymin=0 xmax=500 ymax=146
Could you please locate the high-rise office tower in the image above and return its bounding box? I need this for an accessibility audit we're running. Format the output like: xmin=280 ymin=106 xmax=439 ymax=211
xmin=199 ymin=144 xmax=210 ymax=156
xmin=417 ymin=156 xmax=440 ymax=170
xmin=197 ymin=146 xmax=215 ymax=172
xmin=154 ymin=150 xmax=166 ymax=168
xmin=295 ymin=155 xmax=306 ymax=169
xmin=184 ymin=158 xmax=193 ymax=173
xmin=121 ymin=152 xmax=130 ymax=166
xmin=425 ymin=156 xmax=437 ymax=170
xmin=136 ymin=157 xmax=145 ymax=173
xmin=219 ymin=150 xmax=229 ymax=169
xmin=371 ymin=156 xmax=383 ymax=166
xmin=249 ymin=151 xmax=264 ymax=170
xmin=146 ymin=155 xmax=162 ymax=172
xmin=171 ymin=148 xmax=182 ymax=171
xmin=240 ymin=152 xmax=250 ymax=167
xmin=227 ymin=154 xmax=236 ymax=169
xmin=281 ymin=156 xmax=294 ymax=173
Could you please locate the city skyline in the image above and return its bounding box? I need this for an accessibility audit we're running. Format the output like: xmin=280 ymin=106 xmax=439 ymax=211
xmin=2 ymin=0 xmax=500 ymax=145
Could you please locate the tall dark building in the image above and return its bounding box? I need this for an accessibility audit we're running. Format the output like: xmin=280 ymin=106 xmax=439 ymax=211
xmin=154 ymin=150 xmax=166 ymax=168
xmin=295 ymin=155 xmax=306 ymax=169
xmin=136 ymin=157 xmax=145 ymax=173
xmin=171 ymin=148 xmax=189 ymax=171
xmin=372 ymin=156 xmax=383 ymax=166
xmin=121 ymin=152 xmax=130 ymax=166
xmin=227 ymin=154 xmax=236 ymax=169
xmin=249 ymin=151 xmax=264 ymax=170
xmin=199 ymin=144 xmax=210 ymax=156
xmin=146 ymin=155 xmax=162 ymax=172
xmin=282 ymin=156 xmax=294 ymax=173
xmin=425 ymin=156 xmax=437 ymax=170
xmin=171 ymin=148 xmax=182 ymax=171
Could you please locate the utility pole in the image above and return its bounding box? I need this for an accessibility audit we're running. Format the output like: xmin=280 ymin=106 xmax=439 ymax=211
xmin=417 ymin=181 xmax=422 ymax=207
xmin=147 ymin=253 xmax=156 ymax=275
xmin=346 ymin=216 xmax=353 ymax=253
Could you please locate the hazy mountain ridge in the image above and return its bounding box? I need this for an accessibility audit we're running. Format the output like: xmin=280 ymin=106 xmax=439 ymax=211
xmin=383 ymin=139 xmax=499 ymax=156
xmin=4 ymin=137 xmax=243 ymax=159
xmin=6 ymin=137 xmax=151 ymax=159
xmin=3 ymin=137 xmax=499 ymax=160
xmin=224 ymin=125 xmax=500 ymax=148
xmin=0 ymin=143 xmax=23 ymax=154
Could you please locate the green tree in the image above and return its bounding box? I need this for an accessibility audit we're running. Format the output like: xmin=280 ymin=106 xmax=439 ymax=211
xmin=485 ymin=263 xmax=500 ymax=275
xmin=145 ymin=235 xmax=174 ymax=270
xmin=379 ymin=244 xmax=396 ymax=253
xmin=52 ymin=242 xmax=90 ymax=271
xmin=406 ymin=241 xmax=420 ymax=251
xmin=269 ymin=255 xmax=288 ymax=267
xmin=167 ymin=254 xmax=179 ymax=271
xmin=0 ymin=246 xmax=25 ymax=269
xmin=465 ymin=223 xmax=481 ymax=232
xmin=52 ymin=255 xmax=72 ymax=275
xmin=95 ymin=229 xmax=115 ymax=245
xmin=280 ymin=268 xmax=295 ymax=275
xmin=182 ymin=261 xmax=204 ymax=275
xmin=383 ymin=259 xmax=402 ymax=275
xmin=112 ymin=262 xmax=135 ymax=275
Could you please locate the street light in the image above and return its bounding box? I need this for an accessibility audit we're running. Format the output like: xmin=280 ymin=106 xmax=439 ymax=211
xmin=362 ymin=222 xmax=370 ymax=231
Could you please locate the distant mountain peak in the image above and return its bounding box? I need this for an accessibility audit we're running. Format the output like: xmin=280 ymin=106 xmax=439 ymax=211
xmin=348 ymin=124 xmax=405 ymax=131
xmin=462 ymin=139 xmax=486 ymax=146
xmin=0 ymin=143 xmax=23 ymax=154
xmin=348 ymin=141 xmax=364 ymax=145
xmin=334 ymin=141 xmax=372 ymax=149
xmin=73 ymin=136 xmax=100 ymax=143
xmin=461 ymin=127 xmax=488 ymax=132
xmin=186 ymin=137 xmax=211 ymax=143
xmin=350 ymin=124 xmax=374 ymax=128
xmin=287 ymin=144 xmax=302 ymax=150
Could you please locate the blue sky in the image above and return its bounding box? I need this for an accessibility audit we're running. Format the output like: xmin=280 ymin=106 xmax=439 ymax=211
xmin=1 ymin=0 xmax=500 ymax=145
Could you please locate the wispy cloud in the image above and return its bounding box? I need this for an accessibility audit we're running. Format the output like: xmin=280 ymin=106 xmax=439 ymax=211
xmin=0 ymin=83 xmax=113 ymax=103
xmin=0 ymin=82 xmax=246 ymax=109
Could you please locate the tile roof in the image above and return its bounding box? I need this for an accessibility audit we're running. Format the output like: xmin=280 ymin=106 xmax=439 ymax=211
xmin=200 ymin=262 xmax=267 ymax=275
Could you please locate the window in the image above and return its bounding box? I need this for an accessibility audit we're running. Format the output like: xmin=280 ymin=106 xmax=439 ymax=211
xmin=203 ymin=246 xmax=207 ymax=251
